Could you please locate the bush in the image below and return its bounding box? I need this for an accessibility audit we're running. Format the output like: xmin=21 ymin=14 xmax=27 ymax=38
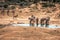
xmin=11 ymin=6 xmax=15 ymax=9
xmin=4 ymin=5 xmax=8 ymax=8
xmin=42 ymin=3 xmax=55 ymax=7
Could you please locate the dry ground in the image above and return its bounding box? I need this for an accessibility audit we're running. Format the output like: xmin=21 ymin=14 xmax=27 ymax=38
xmin=0 ymin=26 xmax=60 ymax=40
xmin=0 ymin=3 xmax=60 ymax=25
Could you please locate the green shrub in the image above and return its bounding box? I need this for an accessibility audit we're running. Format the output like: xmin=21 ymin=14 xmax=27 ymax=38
xmin=4 ymin=5 xmax=8 ymax=8
xmin=42 ymin=3 xmax=55 ymax=7
xmin=11 ymin=6 xmax=15 ymax=9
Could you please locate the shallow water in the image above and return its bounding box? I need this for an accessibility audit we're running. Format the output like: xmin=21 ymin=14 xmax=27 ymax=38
xmin=12 ymin=24 xmax=60 ymax=28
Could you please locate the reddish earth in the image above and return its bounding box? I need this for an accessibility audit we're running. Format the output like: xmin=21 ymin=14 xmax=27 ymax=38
xmin=0 ymin=26 xmax=60 ymax=40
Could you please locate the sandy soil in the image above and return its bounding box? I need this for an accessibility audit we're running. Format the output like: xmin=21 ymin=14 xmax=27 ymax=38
xmin=0 ymin=26 xmax=60 ymax=40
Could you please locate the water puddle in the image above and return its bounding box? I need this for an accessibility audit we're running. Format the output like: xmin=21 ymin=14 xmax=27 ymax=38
xmin=11 ymin=24 xmax=60 ymax=28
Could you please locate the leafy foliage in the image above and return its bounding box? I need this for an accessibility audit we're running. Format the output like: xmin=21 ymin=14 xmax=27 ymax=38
xmin=42 ymin=3 xmax=55 ymax=7
xmin=4 ymin=5 xmax=8 ymax=8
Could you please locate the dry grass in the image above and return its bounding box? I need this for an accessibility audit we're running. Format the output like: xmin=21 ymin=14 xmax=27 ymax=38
xmin=0 ymin=3 xmax=60 ymax=25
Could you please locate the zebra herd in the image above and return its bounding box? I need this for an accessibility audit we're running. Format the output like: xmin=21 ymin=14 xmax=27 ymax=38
xmin=29 ymin=15 xmax=50 ymax=27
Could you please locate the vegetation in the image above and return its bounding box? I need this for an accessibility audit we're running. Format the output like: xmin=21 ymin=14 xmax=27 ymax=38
xmin=0 ymin=0 xmax=60 ymax=7
xmin=4 ymin=4 xmax=8 ymax=8
xmin=0 ymin=0 xmax=60 ymax=16
xmin=42 ymin=3 xmax=55 ymax=7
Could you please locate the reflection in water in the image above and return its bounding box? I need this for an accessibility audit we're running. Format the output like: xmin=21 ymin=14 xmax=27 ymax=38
xmin=12 ymin=24 xmax=60 ymax=28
